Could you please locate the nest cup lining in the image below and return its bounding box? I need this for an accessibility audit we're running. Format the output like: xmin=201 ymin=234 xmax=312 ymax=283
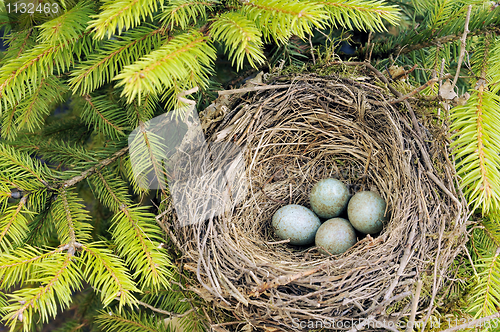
xmin=162 ymin=73 xmax=468 ymax=330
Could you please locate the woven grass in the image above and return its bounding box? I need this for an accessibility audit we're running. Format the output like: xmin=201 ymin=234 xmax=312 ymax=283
xmin=160 ymin=70 xmax=469 ymax=331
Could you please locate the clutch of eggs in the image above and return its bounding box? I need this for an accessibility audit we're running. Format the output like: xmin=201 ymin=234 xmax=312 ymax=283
xmin=271 ymin=178 xmax=387 ymax=255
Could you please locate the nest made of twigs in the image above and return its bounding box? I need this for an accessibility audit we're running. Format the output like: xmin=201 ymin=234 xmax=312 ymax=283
xmin=160 ymin=71 xmax=468 ymax=331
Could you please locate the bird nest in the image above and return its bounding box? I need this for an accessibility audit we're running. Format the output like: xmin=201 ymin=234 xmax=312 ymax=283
xmin=159 ymin=70 xmax=469 ymax=331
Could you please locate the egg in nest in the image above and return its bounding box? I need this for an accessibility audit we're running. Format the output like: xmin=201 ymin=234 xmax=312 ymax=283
xmin=315 ymin=218 xmax=357 ymax=255
xmin=272 ymin=204 xmax=321 ymax=245
xmin=309 ymin=178 xmax=350 ymax=219
xmin=347 ymin=191 xmax=387 ymax=234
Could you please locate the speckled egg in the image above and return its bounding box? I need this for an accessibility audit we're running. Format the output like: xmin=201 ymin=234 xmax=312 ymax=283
xmin=272 ymin=204 xmax=321 ymax=245
xmin=315 ymin=218 xmax=357 ymax=255
xmin=309 ymin=178 xmax=350 ymax=219
xmin=347 ymin=191 xmax=387 ymax=234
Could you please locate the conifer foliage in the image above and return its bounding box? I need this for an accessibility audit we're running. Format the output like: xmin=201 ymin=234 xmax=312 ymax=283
xmin=363 ymin=2 xmax=500 ymax=326
xmin=0 ymin=0 xmax=401 ymax=331
xmin=2 ymin=0 xmax=499 ymax=329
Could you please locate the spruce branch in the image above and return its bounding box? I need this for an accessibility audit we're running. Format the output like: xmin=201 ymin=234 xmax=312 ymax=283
xmin=11 ymin=76 xmax=68 ymax=138
xmin=210 ymin=11 xmax=266 ymax=70
xmin=113 ymin=30 xmax=215 ymax=103
xmin=1 ymin=103 xmax=19 ymax=139
xmin=79 ymin=243 xmax=139 ymax=308
xmin=60 ymin=146 xmax=129 ymax=189
xmin=12 ymin=138 xmax=95 ymax=166
xmin=0 ymin=30 xmax=92 ymax=112
xmin=96 ymin=310 xmax=167 ymax=332
xmin=360 ymin=3 xmax=500 ymax=67
xmin=81 ymin=94 xmax=128 ymax=139
xmin=69 ymin=26 xmax=165 ymax=95
xmin=0 ymin=291 xmax=7 ymax=316
xmin=383 ymin=27 xmax=500 ymax=59
xmin=451 ymin=36 xmax=500 ymax=214
xmin=440 ymin=310 xmax=500 ymax=332
xmin=0 ymin=196 xmax=29 ymax=252
xmin=0 ymin=144 xmax=53 ymax=190
xmin=52 ymin=189 xmax=92 ymax=248
xmin=3 ymin=253 xmax=82 ymax=331
xmin=0 ymin=246 xmax=65 ymax=282
xmin=160 ymin=0 xmax=216 ymax=30
xmin=37 ymin=2 xmax=95 ymax=46
xmin=467 ymin=246 xmax=500 ymax=320
xmin=111 ymin=205 xmax=173 ymax=290
xmin=127 ymin=121 xmax=168 ymax=193
xmin=0 ymin=183 xmax=11 ymax=210
xmin=89 ymin=170 xmax=132 ymax=212
xmin=319 ymin=0 xmax=400 ymax=32
xmin=88 ymin=0 xmax=165 ymax=39
xmin=125 ymin=93 xmax=157 ymax=128
xmin=11 ymin=29 xmax=34 ymax=60
xmin=242 ymin=0 xmax=327 ymax=44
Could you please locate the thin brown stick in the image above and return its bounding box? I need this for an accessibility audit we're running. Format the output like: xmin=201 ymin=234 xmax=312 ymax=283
xmin=389 ymin=74 xmax=453 ymax=104
xmin=384 ymin=225 xmax=416 ymax=301
xmin=60 ymin=146 xmax=129 ymax=188
xmin=177 ymin=86 xmax=199 ymax=106
xmin=347 ymin=315 xmax=376 ymax=332
xmin=405 ymin=280 xmax=423 ymax=332
xmin=365 ymin=31 xmax=372 ymax=62
xmin=266 ymin=239 xmax=291 ymax=245
xmin=422 ymin=210 xmax=447 ymax=331
xmin=218 ymin=84 xmax=293 ymax=96
xmin=362 ymin=291 xmax=413 ymax=316
xmin=426 ymin=171 xmax=462 ymax=207
xmin=249 ymin=263 xmax=328 ymax=297
xmin=451 ymin=5 xmax=472 ymax=90
xmin=211 ymin=321 xmax=246 ymax=327
xmin=260 ymin=189 xmax=287 ymax=204
xmin=137 ymin=300 xmax=195 ymax=318
xmin=309 ymin=34 xmax=316 ymax=65
xmin=388 ymin=26 xmax=500 ymax=57
xmin=439 ymin=58 xmax=445 ymax=93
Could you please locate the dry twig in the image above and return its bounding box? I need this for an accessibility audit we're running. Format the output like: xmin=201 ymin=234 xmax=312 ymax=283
xmin=451 ymin=5 xmax=472 ymax=90
xmin=406 ymin=280 xmax=423 ymax=332
xmin=218 ymin=84 xmax=293 ymax=96
xmin=389 ymin=74 xmax=453 ymax=104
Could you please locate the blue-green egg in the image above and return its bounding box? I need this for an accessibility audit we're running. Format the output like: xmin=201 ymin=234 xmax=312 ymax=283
xmin=309 ymin=178 xmax=349 ymax=219
xmin=347 ymin=191 xmax=387 ymax=234
xmin=272 ymin=204 xmax=321 ymax=245
xmin=315 ymin=218 xmax=357 ymax=255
